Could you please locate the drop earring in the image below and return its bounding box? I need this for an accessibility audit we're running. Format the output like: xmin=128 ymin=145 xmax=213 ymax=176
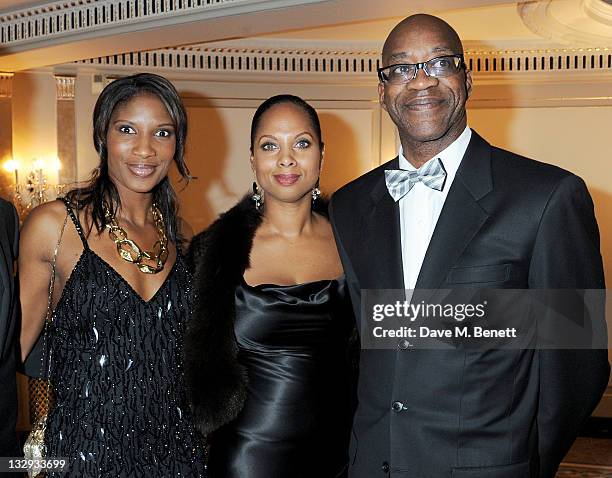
xmin=311 ymin=180 xmax=321 ymax=203
xmin=252 ymin=181 xmax=263 ymax=210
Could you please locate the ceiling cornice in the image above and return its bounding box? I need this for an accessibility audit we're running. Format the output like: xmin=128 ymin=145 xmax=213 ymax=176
xmin=51 ymin=40 xmax=611 ymax=87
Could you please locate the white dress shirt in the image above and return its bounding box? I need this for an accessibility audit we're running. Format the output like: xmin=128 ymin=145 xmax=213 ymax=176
xmin=397 ymin=126 xmax=472 ymax=289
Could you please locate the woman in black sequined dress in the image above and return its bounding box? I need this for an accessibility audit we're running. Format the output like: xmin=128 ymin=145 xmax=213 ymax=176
xmin=186 ymin=95 xmax=356 ymax=477
xmin=19 ymin=73 xmax=207 ymax=477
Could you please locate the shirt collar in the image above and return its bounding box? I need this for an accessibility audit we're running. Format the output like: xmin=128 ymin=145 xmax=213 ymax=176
xmin=398 ymin=126 xmax=472 ymax=190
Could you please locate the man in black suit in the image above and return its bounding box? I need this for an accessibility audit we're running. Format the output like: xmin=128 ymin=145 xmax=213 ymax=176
xmin=0 ymin=197 xmax=19 ymax=458
xmin=330 ymin=14 xmax=609 ymax=478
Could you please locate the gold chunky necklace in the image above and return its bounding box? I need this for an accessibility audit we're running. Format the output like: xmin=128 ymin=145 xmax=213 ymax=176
xmin=103 ymin=201 xmax=169 ymax=274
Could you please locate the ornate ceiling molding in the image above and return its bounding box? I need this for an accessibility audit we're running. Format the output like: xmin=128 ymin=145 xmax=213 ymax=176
xmin=0 ymin=0 xmax=327 ymax=50
xmin=71 ymin=41 xmax=612 ymax=83
xmin=77 ymin=44 xmax=381 ymax=77
xmin=1 ymin=0 xmax=351 ymax=71
xmin=518 ymin=0 xmax=612 ymax=47
xmin=585 ymin=0 xmax=612 ymax=25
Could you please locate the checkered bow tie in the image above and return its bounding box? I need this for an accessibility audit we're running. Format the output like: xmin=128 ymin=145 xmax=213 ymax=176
xmin=384 ymin=158 xmax=447 ymax=202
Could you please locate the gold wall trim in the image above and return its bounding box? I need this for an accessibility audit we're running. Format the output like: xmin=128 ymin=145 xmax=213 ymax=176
xmin=0 ymin=73 xmax=14 ymax=98
xmin=55 ymin=75 xmax=75 ymax=100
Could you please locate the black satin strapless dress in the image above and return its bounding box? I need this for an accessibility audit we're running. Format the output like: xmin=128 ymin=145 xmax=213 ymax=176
xmin=208 ymin=276 xmax=354 ymax=478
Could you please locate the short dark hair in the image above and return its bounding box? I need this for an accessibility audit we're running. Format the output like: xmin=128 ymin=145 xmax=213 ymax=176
xmin=250 ymin=94 xmax=323 ymax=152
xmin=67 ymin=73 xmax=189 ymax=243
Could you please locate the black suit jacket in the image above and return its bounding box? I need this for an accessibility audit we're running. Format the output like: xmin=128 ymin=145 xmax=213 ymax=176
xmin=0 ymin=198 xmax=19 ymax=457
xmin=329 ymin=131 xmax=609 ymax=478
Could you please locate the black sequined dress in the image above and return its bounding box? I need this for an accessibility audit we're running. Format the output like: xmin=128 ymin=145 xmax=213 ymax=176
xmin=44 ymin=199 xmax=207 ymax=477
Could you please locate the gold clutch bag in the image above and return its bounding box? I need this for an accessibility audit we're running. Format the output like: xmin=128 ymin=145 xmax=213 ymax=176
xmin=23 ymin=415 xmax=48 ymax=477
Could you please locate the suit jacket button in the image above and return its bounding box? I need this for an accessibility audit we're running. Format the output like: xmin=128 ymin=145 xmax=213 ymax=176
xmin=382 ymin=461 xmax=390 ymax=473
xmin=398 ymin=339 xmax=411 ymax=349
xmin=391 ymin=401 xmax=404 ymax=412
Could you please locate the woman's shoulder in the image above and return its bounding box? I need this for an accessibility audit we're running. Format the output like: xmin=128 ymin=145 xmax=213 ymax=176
xmin=20 ymin=199 xmax=72 ymax=260
xmin=22 ymin=199 xmax=68 ymax=234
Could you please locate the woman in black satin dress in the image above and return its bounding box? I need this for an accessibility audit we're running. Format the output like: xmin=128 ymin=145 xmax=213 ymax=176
xmin=185 ymin=95 xmax=355 ymax=477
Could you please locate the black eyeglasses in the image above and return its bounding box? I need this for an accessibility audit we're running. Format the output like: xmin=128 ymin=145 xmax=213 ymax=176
xmin=377 ymin=55 xmax=464 ymax=84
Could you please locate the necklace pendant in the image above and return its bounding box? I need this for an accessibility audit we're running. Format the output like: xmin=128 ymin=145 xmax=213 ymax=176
xmin=104 ymin=202 xmax=169 ymax=274
xmin=117 ymin=240 xmax=141 ymax=263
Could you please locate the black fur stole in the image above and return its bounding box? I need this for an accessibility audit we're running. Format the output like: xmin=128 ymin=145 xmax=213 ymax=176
xmin=184 ymin=194 xmax=328 ymax=435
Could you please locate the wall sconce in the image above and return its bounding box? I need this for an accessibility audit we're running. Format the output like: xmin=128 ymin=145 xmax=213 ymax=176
xmin=3 ymin=157 xmax=64 ymax=218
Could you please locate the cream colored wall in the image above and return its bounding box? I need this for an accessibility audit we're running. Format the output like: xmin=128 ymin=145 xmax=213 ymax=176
xmin=0 ymin=96 xmax=13 ymax=197
xmin=74 ymin=73 xmax=100 ymax=185
xmin=11 ymin=71 xmax=57 ymax=175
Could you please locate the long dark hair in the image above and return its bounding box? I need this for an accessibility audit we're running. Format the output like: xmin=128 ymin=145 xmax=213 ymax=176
xmin=250 ymin=94 xmax=324 ymax=152
xmin=66 ymin=72 xmax=189 ymax=243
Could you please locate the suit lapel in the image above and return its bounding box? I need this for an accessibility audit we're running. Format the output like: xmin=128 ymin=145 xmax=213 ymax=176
xmin=361 ymin=157 xmax=404 ymax=290
xmin=415 ymin=131 xmax=493 ymax=290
